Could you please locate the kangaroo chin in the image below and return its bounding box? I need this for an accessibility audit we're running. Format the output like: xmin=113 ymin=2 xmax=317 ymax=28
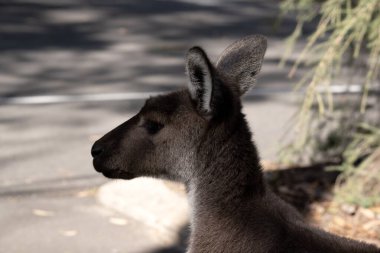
xmin=92 ymin=35 xmax=380 ymax=253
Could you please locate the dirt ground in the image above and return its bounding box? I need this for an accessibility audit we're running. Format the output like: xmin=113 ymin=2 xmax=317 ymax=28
xmin=263 ymin=161 xmax=380 ymax=246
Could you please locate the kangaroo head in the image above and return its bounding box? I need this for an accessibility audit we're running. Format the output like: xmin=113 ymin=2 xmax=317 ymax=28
xmin=91 ymin=35 xmax=267 ymax=182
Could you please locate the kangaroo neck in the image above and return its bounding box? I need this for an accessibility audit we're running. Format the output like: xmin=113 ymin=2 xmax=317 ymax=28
xmin=188 ymin=121 xmax=266 ymax=213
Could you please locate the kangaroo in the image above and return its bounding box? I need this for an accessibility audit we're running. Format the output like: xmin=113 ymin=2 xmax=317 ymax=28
xmin=91 ymin=35 xmax=380 ymax=253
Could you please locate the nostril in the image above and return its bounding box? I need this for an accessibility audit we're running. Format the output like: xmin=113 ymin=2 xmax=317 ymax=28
xmin=91 ymin=143 xmax=104 ymax=158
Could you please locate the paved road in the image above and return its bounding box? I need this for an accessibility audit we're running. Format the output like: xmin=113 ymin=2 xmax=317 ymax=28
xmin=0 ymin=1 xmax=305 ymax=252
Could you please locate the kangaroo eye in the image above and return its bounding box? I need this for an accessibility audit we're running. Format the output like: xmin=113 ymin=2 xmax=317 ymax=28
xmin=143 ymin=120 xmax=164 ymax=135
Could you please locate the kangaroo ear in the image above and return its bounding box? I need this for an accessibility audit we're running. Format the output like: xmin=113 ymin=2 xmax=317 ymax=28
xmin=186 ymin=46 xmax=215 ymax=117
xmin=216 ymin=35 xmax=267 ymax=96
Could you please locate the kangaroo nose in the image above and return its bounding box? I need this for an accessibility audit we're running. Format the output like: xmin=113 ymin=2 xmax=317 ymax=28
xmin=91 ymin=143 xmax=104 ymax=158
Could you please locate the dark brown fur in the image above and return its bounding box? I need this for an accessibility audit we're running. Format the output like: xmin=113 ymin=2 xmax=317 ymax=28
xmin=92 ymin=35 xmax=380 ymax=253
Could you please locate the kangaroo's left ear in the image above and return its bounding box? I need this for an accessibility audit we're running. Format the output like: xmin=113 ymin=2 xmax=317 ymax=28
xmin=216 ymin=35 xmax=267 ymax=96
xmin=185 ymin=46 xmax=216 ymax=117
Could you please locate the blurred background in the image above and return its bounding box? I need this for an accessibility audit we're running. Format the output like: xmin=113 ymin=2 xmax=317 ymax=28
xmin=0 ymin=0 xmax=379 ymax=252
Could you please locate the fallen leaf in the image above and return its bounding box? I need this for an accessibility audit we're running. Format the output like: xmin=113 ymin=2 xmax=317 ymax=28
xmin=369 ymin=206 xmax=380 ymax=214
xmin=363 ymin=220 xmax=380 ymax=230
xmin=333 ymin=216 xmax=346 ymax=227
xmin=109 ymin=217 xmax=128 ymax=226
xmin=340 ymin=203 xmax=357 ymax=215
xmin=33 ymin=209 xmax=54 ymax=217
xmin=75 ymin=189 xmax=96 ymax=198
xmin=359 ymin=208 xmax=376 ymax=219
xmin=60 ymin=230 xmax=78 ymax=237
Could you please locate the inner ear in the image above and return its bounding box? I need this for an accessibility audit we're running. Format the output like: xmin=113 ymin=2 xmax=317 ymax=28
xmin=186 ymin=47 xmax=214 ymax=116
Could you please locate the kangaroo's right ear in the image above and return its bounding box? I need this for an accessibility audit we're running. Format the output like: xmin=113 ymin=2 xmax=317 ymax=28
xmin=185 ymin=46 xmax=216 ymax=118
xmin=216 ymin=35 xmax=267 ymax=96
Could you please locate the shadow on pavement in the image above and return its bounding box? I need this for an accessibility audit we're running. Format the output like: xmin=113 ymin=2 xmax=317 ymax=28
xmin=0 ymin=0 xmax=316 ymax=98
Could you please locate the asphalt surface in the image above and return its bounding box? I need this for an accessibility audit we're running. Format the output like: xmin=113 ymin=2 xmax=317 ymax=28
xmin=0 ymin=1 xmax=305 ymax=252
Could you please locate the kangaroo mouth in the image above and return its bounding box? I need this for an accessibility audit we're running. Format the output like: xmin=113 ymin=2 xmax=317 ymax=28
xmin=101 ymin=170 xmax=120 ymax=179
xmin=102 ymin=170 xmax=135 ymax=180
xmin=92 ymin=158 xmax=106 ymax=173
xmin=93 ymin=159 xmax=135 ymax=180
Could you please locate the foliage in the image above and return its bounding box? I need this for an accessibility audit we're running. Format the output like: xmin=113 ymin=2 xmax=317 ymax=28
xmin=333 ymin=124 xmax=380 ymax=207
xmin=280 ymin=0 xmax=380 ymax=207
